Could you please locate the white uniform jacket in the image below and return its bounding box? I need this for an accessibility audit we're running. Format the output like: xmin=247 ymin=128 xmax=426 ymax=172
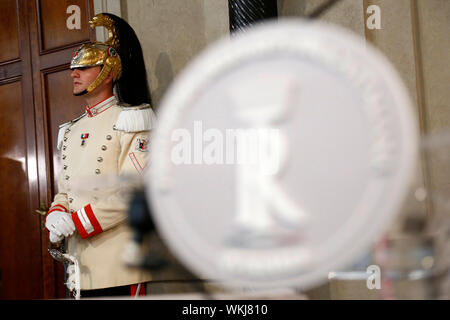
xmin=47 ymin=96 xmax=156 ymax=290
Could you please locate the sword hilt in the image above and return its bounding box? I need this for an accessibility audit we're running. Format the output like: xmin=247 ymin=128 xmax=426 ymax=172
xmin=48 ymin=241 xmax=71 ymax=264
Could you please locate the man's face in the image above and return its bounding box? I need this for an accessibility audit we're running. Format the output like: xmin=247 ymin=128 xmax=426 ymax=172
xmin=71 ymin=66 xmax=101 ymax=95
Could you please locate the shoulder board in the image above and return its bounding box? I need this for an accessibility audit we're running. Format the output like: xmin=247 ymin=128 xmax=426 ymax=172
xmin=57 ymin=112 xmax=87 ymax=150
xmin=113 ymin=103 xmax=157 ymax=133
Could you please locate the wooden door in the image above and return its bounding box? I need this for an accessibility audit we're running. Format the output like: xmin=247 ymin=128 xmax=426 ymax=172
xmin=0 ymin=0 xmax=94 ymax=299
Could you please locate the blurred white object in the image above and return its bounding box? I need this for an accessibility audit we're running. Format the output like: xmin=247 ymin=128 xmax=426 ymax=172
xmin=147 ymin=19 xmax=419 ymax=291
xmin=122 ymin=240 xmax=145 ymax=267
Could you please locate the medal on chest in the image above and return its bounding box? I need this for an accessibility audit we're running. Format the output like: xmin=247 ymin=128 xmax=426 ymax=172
xmin=81 ymin=133 xmax=89 ymax=146
xmin=136 ymin=137 xmax=149 ymax=152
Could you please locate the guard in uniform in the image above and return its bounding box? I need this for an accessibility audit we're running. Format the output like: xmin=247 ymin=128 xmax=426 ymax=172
xmin=45 ymin=13 xmax=156 ymax=297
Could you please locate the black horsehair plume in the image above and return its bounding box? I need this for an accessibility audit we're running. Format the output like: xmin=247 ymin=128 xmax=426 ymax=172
xmin=103 ymin=13 xmax=152 ymax=107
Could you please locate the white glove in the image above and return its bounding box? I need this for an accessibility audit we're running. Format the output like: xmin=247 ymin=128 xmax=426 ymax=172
xmin=45 ymin=211 xmax=76 ymax=238
xmin=49 ymin=231 xmax=64 ymax=243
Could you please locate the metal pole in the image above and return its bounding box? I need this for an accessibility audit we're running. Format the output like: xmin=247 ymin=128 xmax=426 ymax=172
xmin=228 ymin=0 xmax=278 ymax=33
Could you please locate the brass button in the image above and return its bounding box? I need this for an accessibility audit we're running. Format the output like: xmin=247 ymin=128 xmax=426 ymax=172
xmin=97 ymin=157 xmax=103 ymax=162
xmin=95 ymin=169 xmax=101 ymax=174
xmin=101 ymin=145 xmax=107 ymax=151
xmin=106 ymin=135 xmax=112 ymax=140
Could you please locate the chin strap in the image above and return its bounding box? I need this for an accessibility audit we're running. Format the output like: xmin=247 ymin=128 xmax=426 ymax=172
xmin=73 ymin=89 xmax=88 ymax=96
xmin=86 ymin=55 xmax=120 ymax=94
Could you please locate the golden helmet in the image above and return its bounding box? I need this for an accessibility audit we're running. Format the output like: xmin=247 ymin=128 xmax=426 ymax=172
xmin=70 ymin=14 xmax=122 ymax=95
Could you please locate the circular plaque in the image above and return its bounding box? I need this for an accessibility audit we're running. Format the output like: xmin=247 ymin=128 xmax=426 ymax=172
xmin=146 ymin=20 xmax=419 ymax=290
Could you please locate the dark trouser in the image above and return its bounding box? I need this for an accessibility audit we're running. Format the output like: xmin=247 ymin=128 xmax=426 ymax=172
xmin=80 ymin=283 xmax=146 ymax=298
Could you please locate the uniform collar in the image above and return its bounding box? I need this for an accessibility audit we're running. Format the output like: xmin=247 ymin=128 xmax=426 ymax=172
xmin=85 ymin=95 xmax=117 ymax=117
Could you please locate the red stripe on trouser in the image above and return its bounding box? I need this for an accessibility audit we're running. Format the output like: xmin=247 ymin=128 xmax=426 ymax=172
xmin=130 ymin=283 xmax=146 ymax=296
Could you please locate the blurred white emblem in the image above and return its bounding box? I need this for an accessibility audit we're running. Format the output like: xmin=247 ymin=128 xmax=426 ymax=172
xmin=147 ymin=19 xmax=418 ymax=290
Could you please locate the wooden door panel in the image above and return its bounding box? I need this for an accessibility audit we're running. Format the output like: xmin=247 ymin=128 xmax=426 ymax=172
xmin=0 ymin=0 xmax=96 ymax=298
xmin=0 ymin=0 xmax=20 ymax=62
xmin=0 ymin=0 xmax=94 ymax=299
xmin=0 ymin=61 xmax=22 ymax=82
xmin=0 ymin=80 xmax=42 ymax=299
xmin=38 ymin=0 xmax=93 ymax=52
xmin=0 ymin=0 xmax=43 ymax=300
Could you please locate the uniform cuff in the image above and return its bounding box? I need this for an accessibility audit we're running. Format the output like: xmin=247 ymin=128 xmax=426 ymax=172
xmin=72 ymin=204 xmax=103 ymax=239
xmin=46 ymin=204 xmax=68 ymax=219
xmin=48 ymin=204 xmax=67 ymax=213
xmin=45 ymin=204 xmax=69 ymax=234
